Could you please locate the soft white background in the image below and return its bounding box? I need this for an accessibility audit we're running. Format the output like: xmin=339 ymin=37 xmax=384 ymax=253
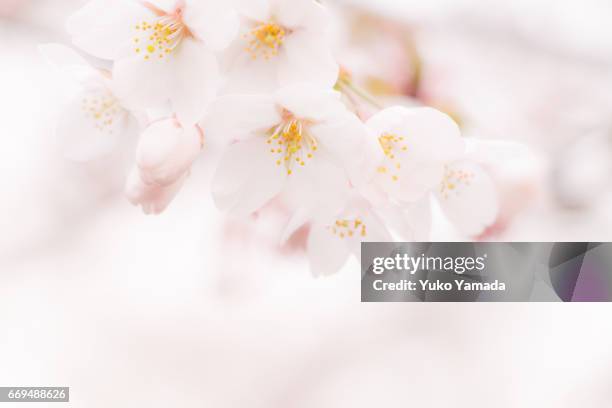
xmin=1 ymin=0 xmax=612 ymax=406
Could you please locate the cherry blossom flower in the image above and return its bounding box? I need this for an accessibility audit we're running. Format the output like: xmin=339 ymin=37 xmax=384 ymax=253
xmin=306 ymin=196 xmax=393 ymax=276
xmin=365 ymin=106 xmax=466 ymax=203
xmin=39 ymin=43 xmax=137 ymax=161
xmin=127 ymin=117 xmax=204 ymax=214
xmin=67 ymin=0 xmax=239 ymax=125
xmin=206 ymin=84 xmax=373 ymax=218
xmin=220 ymin=0 xmax=339 ymax=93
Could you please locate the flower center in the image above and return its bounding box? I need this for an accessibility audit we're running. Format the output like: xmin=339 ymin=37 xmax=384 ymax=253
xmin=81 ymin=91 xmax=120 ymax=133
xmin=329 ymin=219 xmax=367 ymax=239
xmin=267 ymin=119 xmax=317 ymax=175
xmin=133 ymin=14 xmax=187 ymax=61
xmin=246 ymin=22 xmax=287 ymax=60
xmin=377 ymin=133 xmax=408 ymax=182
xmin=439 ymin=167 xmax=475 ymax=200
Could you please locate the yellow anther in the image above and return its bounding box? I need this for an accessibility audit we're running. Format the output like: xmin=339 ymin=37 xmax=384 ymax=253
xmin=247 ymin=22 xmax=287 ymax=59
xmin=330 ymin=218 xmax=368 ymax=240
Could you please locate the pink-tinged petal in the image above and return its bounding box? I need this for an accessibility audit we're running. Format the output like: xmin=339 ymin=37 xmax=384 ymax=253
xmin=212 ymin=138 xmax=286 ymax=216
xmin=38 ymin=43 xmax=99 ymax=83
xmin=202 ymin=94 xmax=280 ymax=144
xmin=57 ymin=90 xmax=131 ymax=162
xmin=401 ymin=197 xmax=432 ymax=241
xmin=67 ymin=0 xmax=148 ymax=60
xmin=307 ymin=222 xmax=351 ymax=277
xmin=280 ymin=206 xmax=310 ymax=245
xmin=310 ymin=112 xmax=378 ymax=187
xmin=275 ymin=84 xmax=344 ymax=122
xmin=235 ymin=0 xmax=270 ymax=21
xmin=367 ymin=106 xmax=465 ymax=164
xmin=435 ymin=162 xmax=499 ymax=237
xmin=281 ymin=149 xmax=351 ymax=221
xmin=351 ymin=210 xmax=393 ymax=254
xmin=377 ymin=197 xmax=432 ymax=241
xmin=278 ymin=31 xmax=339 ymax=90
xmin=126 ymin=167 xmax=187 ymax=215
xmin=169 ymin=39 xmax=219 ymax=126
xmin=375 ymin=160 xmax=445 ymax=203
xmin=220 ymin=53 xmax=280 ymax=94
xmin=147 ymin=0 xmax=176 ymax=11
xmin=183 ymin=0 xmax=239 ymax=51
xmin=272 ymin=0 xmax=329 ymax=31
xmin=136 ymin=119 xmax=202 ymax=186
xmin=113 ymin=53 xmax=176 ymax=112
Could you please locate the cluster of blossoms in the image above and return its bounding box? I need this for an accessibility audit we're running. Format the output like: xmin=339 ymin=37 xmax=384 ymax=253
xmin=42 ymin=0 xmax=502 ymax=275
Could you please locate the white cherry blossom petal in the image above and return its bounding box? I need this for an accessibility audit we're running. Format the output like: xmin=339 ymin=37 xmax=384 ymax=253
xmin=203 ymin=94 xmax=280 ymax=143
xmin=307 ymin=223 xmax=352 ymax=277
xmin=280 ymin=206 xmax=310 ymax=245
xmin=375 ymin=160 xmax=445 ymax=203
xmin=235 ymin=0 xmax=271 ymax=22
xmin=272 ymin=0 xmax=329 ymax=31
xmin=278 ymin=30 xmax=339 ymax=89
xmin=112 ymin=53 xmax=176 ymax=112
xmin=38 ymin=43 xmax=99 ymax=83
xmin=212 ymin=138 xmax=287 ymax=216
xmin=168 ymin=39 xmax=219 ymax=126
xmin=401 ymin=196 xmax=433 ymax=241
xmin=435 ymin=161 xmax=499 ymax=237
xmin=183 ymin=0 xmax=239 ymax=51
xmin=147 ymin=0 xmax=177 ymax=11
xmin=275 ymin=85 xmax=345 ymax=122
xmin=309 ymin=112 xmax=377 ymax=187
xmin=219 ymin=51 xmax=280 ymax=94
xmin=281 ymin=149 xmax=351 ymax=221
xmin=67 ymin=0 xmax=148 ymax=60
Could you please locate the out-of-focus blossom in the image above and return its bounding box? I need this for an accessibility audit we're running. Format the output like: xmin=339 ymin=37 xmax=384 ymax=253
xmin=207 ymin=84 xmax=371 ymax=218
xmin=128 ymin=117 xmax=203 ymax=214
xmin=332 ymin=6 xmax=421 ymax=98
xmin=221 ymin=0 xmax=338 ymax=93
xmin=39 ymin=43 xmax=137 ymax=161
xmin=0 ymin=0 xmax=25 ymax=17
xmin=553 ymin=131 xmax=612 ymax=209
xmin=67 ymin=0 xmax=239 ymax=125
